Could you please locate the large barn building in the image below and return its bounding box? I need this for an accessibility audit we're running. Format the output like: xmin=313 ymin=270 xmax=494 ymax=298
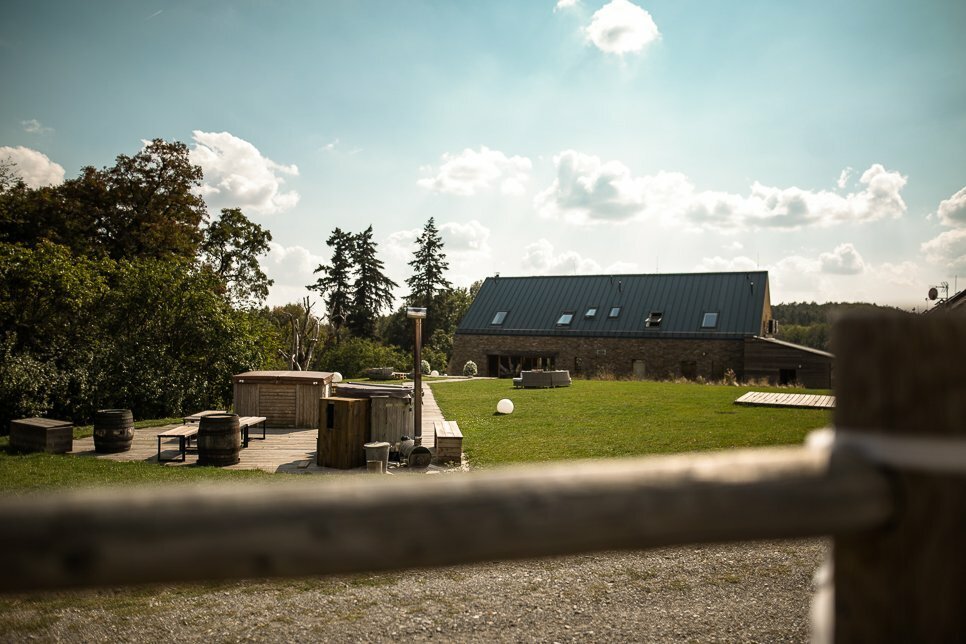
xmin=450 ymin=271 xmax=834 ymax=388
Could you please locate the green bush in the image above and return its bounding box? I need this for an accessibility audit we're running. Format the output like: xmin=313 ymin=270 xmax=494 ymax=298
xmin=462 ymin=360 xmax=478 ymax=377
xmin=420 ymin=359 xmax=431 ymax=375
xmin=316 ymin=337 xmax=408 ymax=378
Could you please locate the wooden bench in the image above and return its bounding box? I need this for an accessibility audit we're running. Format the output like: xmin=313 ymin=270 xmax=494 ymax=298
xmin=238 ymin=416 xmax=267 ymax=446
xmin=183 ymin=410 xmax=226 ymax=423
xmin=433 ymin=420 xmax=463 ymax=464
xmin=157 ymin=425 xmax=199 ymax=463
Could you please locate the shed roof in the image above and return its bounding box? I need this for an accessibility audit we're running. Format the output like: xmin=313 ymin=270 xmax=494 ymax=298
xmin=456 ymin=271 xmax=769 ymax=339
xmin=232 ymin=370 xmax=335 ymax=384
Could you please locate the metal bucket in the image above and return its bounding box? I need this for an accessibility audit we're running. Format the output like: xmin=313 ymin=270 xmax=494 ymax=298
xmin=364 ymin=441 xmax=390 ymax=472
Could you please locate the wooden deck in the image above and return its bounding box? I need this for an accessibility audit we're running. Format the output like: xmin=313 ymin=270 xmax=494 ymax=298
xmin=71 ymin=383 xmax=447 ymax=474
xmin=734 ymin=391 xmax=836 ymax=409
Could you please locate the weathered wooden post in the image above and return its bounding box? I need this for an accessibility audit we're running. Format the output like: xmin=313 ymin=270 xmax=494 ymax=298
xmin=832 ymin=313 xmax=966 ymax=641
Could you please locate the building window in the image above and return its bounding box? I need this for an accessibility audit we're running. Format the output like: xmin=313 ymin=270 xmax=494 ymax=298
xmin=608 ymin=307 xmax=621 ymax=319
xmin=701 ymin=312 xmax=718 ymax=328
xmin=585 ymin=307 xmax=598 ymax=319
xmin=556 ymin=311 xmax=575 ymax=326
xmin=645 ymin=311 xmax=663 ymax=328
xmin=491 ymin=311 xmax=508 ymax=325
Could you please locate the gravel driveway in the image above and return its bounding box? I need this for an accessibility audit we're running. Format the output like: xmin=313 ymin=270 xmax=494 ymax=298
xmin=1 ymin=539 xmax=826 ymax=643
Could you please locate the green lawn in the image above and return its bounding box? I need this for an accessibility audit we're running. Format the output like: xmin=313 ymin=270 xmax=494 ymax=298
xmin=0 ymin=416 xmax=273 ymax=494
xmin=430 ymin=379 xmax=831 ymax=467
xmin=0 ymin=379 xmax=830 ymax=491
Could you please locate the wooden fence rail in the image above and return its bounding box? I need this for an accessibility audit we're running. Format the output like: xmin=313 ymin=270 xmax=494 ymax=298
xmin=0 ymin=313 xmax=963 ymax=642
xmin=0 ymin=445 xmax=890 ymax=592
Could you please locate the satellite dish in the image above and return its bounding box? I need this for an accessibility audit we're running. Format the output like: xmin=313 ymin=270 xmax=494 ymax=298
xmin=928 ymin=287 xmax=939 ymax=301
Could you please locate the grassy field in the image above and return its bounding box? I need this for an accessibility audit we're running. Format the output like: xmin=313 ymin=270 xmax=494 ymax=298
xmin=0 ymin=416 xmax=273 ymax=493
xmin=0 ymin=379 xmax=830 ymax=491
xmin=431 ymin=378 xmax=831 ymax=467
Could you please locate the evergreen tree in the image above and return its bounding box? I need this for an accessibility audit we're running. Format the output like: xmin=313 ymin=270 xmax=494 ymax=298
xmin=307 ymin=228 xmax=354 ymax=333
xmin=348 ymin=226 xmax=397 ymax=338
xmin=405 ymin=217 xmax=451 ymax=308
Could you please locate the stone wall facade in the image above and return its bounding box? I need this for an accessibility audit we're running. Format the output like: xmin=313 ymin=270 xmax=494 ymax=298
xmin=450 ymin=333 xmax=746 ymax=381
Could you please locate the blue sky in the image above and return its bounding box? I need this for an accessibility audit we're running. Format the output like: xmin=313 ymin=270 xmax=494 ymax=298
xmin=2 ymin=0 xmax=965 ymax=309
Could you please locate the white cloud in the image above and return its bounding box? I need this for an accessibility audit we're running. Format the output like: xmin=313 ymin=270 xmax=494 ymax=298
xmin=875 ymin=261 xmax=920 ymax=289
xmin=522 ymin=239 xmax=602 ymax=275
xmin=836 ymin=167 xmax=853 ymax=190
xmin=440 ymin=220 xmax=492 ymax=254
xmin=921 ymin=228 xmax=966 ymax=271
xmin=936 ymin=186 xmax=966 ymax=227
xmin=190 ymin=131 xmax=299 ymax=215
xmin=555 ymin=0 xmax=578 ymax=11
xmin=0 ymin=145 xmax=65 ymax=188
xmin=21 ymin=119 xmax=53 ymax=135
xmin=694 ymin=256 xmax=760 ymax=273
xmin=536 ymin=150 xmax=908 ymax=230
xmin=418 ymin=146 xmax=532 ymax=196
xmin=262 ymin=242 xmax=325 ymax=307
xmin=818 ymin=243 xmax=865 ymax=275
xmin=384 ymin=228 xmax=420 ymax=262
xmin=585 ymin=0 xmax=660 ymax=55
xmin=386 ymin=219 xmax=492 ymax=267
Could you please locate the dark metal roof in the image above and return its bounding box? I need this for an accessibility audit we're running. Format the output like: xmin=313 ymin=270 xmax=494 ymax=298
xmin=456 ymin=271 xmax=770 ymax=338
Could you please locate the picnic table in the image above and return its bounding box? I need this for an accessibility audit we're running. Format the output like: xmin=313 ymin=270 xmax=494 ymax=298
xmin=156 ymin=412 xmax=267 ymax=463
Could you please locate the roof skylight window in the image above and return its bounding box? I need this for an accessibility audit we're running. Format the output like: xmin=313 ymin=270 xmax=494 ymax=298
xmin=645 ymin=311 xmax=664 ymax=328
xmin=701 ymin=312 xmax=719 ymax=328
xmin=557 ymin=312 xmax=575 ymax=326
xmin=585 ymin=307 xmax=598 ymax=319
xmin=608 ymin=307 xmax=621 ymax=319
xmin=491 ymin=311 xmax=508 ymax=325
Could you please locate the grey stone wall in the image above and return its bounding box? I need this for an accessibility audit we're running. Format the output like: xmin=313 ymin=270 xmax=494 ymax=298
xmin=450 ymin=334 xmax=745 ymax=380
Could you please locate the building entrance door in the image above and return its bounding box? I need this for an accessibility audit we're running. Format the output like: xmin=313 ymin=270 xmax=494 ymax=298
xmin=632 ymin=360 xmax=646 ymax=379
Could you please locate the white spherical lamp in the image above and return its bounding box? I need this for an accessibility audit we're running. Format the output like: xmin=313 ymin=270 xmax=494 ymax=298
xmin=497 ymin=398 xmax=514 ymax=415
xmin=430 ymin=370 xmax=439 ymax=377
xmin=331 ymin=372 xmax=343 ymax=383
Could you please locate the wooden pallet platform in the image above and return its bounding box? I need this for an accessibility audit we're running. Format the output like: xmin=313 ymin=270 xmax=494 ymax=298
xmin=734 ymin=391 xmax=835 ymax=409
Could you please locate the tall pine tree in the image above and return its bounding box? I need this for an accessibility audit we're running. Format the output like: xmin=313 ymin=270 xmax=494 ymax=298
xmin=348 ymin=225 xmax=398 ymax=338
xmin=307 ymin=227 xmax=355 ymax=333
xmin=406 ymin=217 xmax=451 ymax=308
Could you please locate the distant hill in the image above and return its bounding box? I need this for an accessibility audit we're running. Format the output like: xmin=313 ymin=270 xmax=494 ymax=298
xmin=771 ymin=302 xmax=903 ymax=352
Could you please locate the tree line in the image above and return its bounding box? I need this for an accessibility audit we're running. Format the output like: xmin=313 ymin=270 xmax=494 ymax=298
xmin=0 ymin=140 xmax=473 ymax=429
xmin=772 ymin=302 xmax=902 ymax=351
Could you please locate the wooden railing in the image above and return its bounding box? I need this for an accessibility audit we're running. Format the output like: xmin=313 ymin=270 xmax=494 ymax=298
xmin=1 ymin=313 xmax=963 ymax=642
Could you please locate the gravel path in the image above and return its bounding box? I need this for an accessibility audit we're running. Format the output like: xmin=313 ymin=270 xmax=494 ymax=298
xmin=1 ymin=539 xmax=826 ymax=643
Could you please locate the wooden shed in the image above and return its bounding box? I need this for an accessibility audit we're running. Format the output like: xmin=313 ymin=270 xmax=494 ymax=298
xmin=232 ymin=371 xmax=335 ymax=428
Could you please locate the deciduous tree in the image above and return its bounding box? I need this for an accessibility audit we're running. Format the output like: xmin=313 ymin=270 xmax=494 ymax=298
xmin=201 ymin=207 xmax=273 ymax=307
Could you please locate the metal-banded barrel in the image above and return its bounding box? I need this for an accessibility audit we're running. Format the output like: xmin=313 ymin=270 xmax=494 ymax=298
xmin=197 ymin=414 xmax=241 ymax=466
xmin=93 ymin=409 xmax=134 ymax=454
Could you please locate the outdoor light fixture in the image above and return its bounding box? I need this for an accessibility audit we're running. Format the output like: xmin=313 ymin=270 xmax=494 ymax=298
xmin=407 ymin=307 xmax=427 ymax=445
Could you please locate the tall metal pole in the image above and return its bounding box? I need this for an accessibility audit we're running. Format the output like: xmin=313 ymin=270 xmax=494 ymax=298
xmin=406 ymin=307 xmax=427 ymax=447
xmin=411 ymin=313 xmax=423 ymax=446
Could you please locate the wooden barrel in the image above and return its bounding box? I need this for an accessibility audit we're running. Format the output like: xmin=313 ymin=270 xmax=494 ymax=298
xmin=93 ymin=409 xmax=134 ymax=453
xmin=197 ymin=414 xmax=241 ymax=466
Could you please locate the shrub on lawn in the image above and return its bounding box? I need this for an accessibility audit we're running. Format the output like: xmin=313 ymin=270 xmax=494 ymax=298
xmin=462 ymin=360 xmax=478 ymax=377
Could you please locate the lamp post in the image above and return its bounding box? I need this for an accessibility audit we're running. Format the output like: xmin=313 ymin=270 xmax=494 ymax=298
xmin=406 ymin=307 xmax=427 ymax=446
